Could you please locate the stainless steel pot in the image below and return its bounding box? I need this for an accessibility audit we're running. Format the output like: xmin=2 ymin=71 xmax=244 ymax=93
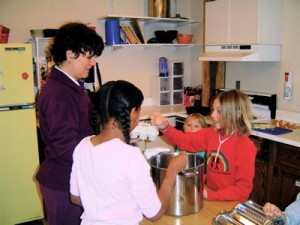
xmin=148 ymin=152 xmax=204 ymax=216
xmin=148 ymin=0 xmax=170 ymax=18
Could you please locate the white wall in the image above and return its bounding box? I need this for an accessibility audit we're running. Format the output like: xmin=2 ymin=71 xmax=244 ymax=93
xmin=0 ymin=0 xmax=202 ymax=102
xmin=2 ymin=0 xmax=299 ymax=111
xmin=225 ymin=0 xmax=300 ymax=112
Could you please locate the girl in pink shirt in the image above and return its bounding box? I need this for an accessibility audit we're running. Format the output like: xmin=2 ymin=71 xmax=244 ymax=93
xmin=70 ymin=80 xmax=186 ymax=225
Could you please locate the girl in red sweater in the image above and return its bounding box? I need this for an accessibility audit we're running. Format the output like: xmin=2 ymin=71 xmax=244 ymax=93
xmin=151 ymin=89 xmax=257 ymax=201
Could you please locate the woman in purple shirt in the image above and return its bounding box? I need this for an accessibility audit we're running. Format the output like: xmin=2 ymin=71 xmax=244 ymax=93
xmin=35 ymin=22 xmax=104 ymax=225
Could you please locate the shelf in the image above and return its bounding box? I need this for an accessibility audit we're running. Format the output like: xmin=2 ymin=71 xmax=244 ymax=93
xmin=99 ymin=15 xmax=201 ymax=25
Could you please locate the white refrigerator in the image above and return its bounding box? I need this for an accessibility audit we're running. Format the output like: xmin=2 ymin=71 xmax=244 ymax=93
xmin=0 ymin=44 xmax=44 ymax=224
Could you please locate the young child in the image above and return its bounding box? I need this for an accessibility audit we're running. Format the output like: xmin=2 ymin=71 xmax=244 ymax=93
xmin=263 ymin=193 xmax=300 ymax=225
xmin=183 ymin=113 xmax=208 ymax=133
xmin=178 ymin=113 xmax=208 ymax=158
xmin=70 ymin=80 xmax=187 ymax=224
xmin=151 ymin=89 xmax=257 ymax=202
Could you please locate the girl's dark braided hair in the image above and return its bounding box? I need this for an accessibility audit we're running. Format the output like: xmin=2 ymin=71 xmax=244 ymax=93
xmin=90 ymin=80 xmax=144 ymax=145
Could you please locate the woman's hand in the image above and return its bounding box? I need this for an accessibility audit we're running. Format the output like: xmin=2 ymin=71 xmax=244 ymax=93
xmin=150 ymin=112 xmax=169 ymax=131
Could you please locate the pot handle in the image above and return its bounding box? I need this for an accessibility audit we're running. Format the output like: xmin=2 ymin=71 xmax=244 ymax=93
xmin=179 ymin=169 xmax=199 ymax=177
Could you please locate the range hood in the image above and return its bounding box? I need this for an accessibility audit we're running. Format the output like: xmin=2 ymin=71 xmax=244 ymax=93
xmin=198 ymin=44 xmax=281 ymax=62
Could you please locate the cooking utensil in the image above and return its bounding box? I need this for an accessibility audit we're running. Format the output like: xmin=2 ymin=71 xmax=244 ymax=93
xmin=148 ymin=0 xmax=170 ymax=18
xmin=148 ymin=152 xmax=204 ymax=216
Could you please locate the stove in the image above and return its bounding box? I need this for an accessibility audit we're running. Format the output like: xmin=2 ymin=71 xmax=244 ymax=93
xmin=218 ymin=89 xmax=276 ymax=122
xmin=175 ymin=89 xmax=277 ymax=130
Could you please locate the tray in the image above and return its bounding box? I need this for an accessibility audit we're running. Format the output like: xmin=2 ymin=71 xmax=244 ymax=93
xmin=253 ymin=127 xmax=293 ymax=135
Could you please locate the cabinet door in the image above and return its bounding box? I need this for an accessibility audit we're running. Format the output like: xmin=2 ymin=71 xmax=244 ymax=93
xmin=250 ymin=136 xmax=269 ymax=205
xmin=205 ymin=0 xmax=260 ymax=45
xmin=230 ymin=0 xmax=260 ymax=44
xmin=270 ymin=143 xmax=300 ymax=210
xmin=205 ymin=0 xmax=230 ymax=45
xmin=272 ymin=167 xmax=300 ymax=210
xmin=251 ymin=157 xmax=268 ymax=205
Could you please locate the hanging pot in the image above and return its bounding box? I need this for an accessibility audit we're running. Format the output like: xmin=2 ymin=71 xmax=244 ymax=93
xmin=148 ymin=0 xmax=171 ymax=18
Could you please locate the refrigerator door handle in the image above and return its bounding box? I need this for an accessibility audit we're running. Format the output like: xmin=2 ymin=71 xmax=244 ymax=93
xmin=0 ymin=103 xmax=35 ymax=111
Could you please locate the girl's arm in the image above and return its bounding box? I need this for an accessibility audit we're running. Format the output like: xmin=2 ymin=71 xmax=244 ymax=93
xmin=70 ymin=194 xmax=82 ymax=206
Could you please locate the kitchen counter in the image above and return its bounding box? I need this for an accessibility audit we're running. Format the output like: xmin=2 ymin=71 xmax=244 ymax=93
xmin=251 ymin=128 xmax=300 ymax=147
xmin=140 ymin=105 xmax=300 ymax=148
xmin=140 ymin=200 xmax=238 ymax=225
xmin=140 ymin=105 xmax=185 ymax=120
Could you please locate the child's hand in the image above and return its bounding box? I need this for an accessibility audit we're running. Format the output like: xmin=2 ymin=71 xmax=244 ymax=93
xmin=151 ymin=112 xmax=169 ymax=130
xmin=203 ymin=186 xmax=208 ymax=199
xmin=263 ymin=203 xmax=284 ymax=217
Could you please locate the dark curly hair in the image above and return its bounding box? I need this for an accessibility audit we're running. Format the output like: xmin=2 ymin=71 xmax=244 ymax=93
xmin=90 ymin=80 xmax=144 ymax=145
xmin=50 ymin=22 xmax=104 ymax=64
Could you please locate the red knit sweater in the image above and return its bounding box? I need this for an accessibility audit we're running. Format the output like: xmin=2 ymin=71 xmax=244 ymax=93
xmin=162 ymin=125 xmax=257 ymax=201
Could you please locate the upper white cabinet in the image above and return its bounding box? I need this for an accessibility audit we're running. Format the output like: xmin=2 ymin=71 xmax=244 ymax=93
xmin=205 ymin=0 xmax=282 ymax=45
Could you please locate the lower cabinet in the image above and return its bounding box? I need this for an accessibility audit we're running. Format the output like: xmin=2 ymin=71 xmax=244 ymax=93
xmin=250 ymin=136 xmax=270 ymax=205
xmin=250 ymin=137 xmax=300 ymax=210
xmin=269 ymin=142 xmax=300 ymax=210
xmin=251 ymin=157 xmax=269 ymax=205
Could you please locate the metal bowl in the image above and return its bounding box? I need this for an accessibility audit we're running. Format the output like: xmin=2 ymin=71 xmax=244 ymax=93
xmin=155 ymin=30 xmax=178 ymax=43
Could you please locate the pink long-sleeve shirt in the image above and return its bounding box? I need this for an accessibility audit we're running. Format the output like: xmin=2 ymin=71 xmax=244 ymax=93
xmin=70 ymin=137 xmax=161 ymax=225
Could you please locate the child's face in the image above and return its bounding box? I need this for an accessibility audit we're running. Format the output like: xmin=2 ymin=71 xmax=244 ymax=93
xmin=184 ymin=118 xmax=202 ymax=133
xmin=211 ymin=98 xmax=221 ymax=129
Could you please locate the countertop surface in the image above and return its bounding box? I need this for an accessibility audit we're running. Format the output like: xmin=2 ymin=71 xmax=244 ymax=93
xmin=251 ymin=126 xmax=300 ymax=147
xmin=140 ymin=105 xmax=186 ymax=120
xmin=140 ymin=105 xmax=300 ymax=148
xmin=140 ymin=200 xmax=238 ymax=225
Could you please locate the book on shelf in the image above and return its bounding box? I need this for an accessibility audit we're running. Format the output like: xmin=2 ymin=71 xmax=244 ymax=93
xmin=128 ymin=26 xmax=141 ymax=44
xmin=130 ymin=19 xmax=146 ymax=44
xmin=120 ymin=24 xmax=139 ymax=44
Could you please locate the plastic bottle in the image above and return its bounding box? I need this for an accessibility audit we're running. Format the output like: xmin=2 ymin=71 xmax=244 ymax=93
xmin=284 ymin=72 xmax=293 ymax=100
xmin=159 ymin=57 xmax=168 ymax=77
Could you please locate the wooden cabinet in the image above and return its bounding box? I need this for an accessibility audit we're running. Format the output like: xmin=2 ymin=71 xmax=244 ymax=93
xmin=205 ymin=0 xmax=282 ymax=45
xmin=250 ymin=138 xmax=300 ymax=210
xmin=250 ymin=136 xmax=271 ymax=205
xmin=269 ymin=142 xmax=300 ymax=210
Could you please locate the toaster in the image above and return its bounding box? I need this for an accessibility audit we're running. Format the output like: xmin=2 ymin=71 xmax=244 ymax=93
xmin=213 ymin=200 xmax=285 ymax=225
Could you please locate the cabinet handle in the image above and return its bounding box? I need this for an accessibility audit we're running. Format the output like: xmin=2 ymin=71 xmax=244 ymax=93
xmin=296 ymin=180 xmax=300 ymax=187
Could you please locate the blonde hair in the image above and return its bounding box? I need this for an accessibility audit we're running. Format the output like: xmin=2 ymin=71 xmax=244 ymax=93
xmin=183 ymin=113 xmax=208 ymax=132
xmin=217 ymin=89 xmax=253 ymax=136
